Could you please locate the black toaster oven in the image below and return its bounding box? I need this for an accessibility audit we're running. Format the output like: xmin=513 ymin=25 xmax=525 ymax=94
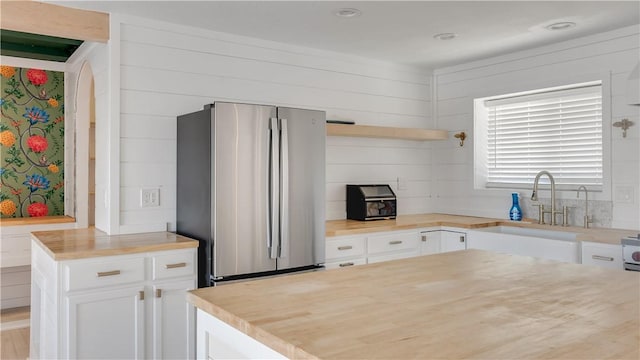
xmin=346 ymin=184 xmax=397 ymax=221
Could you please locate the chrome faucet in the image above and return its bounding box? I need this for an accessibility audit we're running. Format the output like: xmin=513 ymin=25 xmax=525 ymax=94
xmin=576 ymin=185 xmax=592 ymax=228
xmin=531 ymin=171 xmax=563 ymax=226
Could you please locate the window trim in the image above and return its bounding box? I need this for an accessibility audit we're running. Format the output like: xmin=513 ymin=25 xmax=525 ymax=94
xmin=473 ymin=74 xmax=612 ymax=201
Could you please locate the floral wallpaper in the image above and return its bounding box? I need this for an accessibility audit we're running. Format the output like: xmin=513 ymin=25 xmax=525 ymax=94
xmin=0 ymin=66 xmax=64 ymax=218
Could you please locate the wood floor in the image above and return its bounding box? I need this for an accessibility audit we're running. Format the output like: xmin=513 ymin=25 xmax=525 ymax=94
xmin=1 ymin=307 xmax=30 ymax=360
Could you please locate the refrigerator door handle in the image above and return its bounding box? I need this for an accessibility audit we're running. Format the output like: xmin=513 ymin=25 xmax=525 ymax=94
xmin=279 ymin=118 xmax=289 ymax=258
xmin=266 ymin=125 xmax=273 ymax=251
xmin=269 ymin=117 xmax=280 ymax=259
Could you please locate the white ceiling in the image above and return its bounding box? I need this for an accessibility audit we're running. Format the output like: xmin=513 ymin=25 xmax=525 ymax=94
xmin=52 ymin=1 xmax=640 ymax=69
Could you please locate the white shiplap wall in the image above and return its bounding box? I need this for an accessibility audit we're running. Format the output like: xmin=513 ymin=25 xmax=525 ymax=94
xmin=115 ymin=15 xmax=433 ymax=229
xmin=432 ymin=25 xmax=640 ymax=230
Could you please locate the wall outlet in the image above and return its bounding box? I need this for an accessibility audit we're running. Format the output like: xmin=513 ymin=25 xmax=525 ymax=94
xmin=140 ymin=188 xmax=160 ymax=207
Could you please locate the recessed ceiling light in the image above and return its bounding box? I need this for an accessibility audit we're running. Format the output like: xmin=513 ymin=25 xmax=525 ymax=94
xmin=433 ymin=33 xmax=457 ymax=41
xmin=545 ymin=22 xmax=576 ymax=31
xmin=334 ymin=8 xmax=362 ymax=18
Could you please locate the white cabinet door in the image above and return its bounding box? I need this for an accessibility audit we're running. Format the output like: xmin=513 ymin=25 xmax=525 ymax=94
xmin=151 ymin=279 xmax=196 ymax=360
xmin=419 ymin=230 xmax=441 ymax=255
xmin=581 ymin=242 xmax=623 ymax=270
xmin=440 ymin=231 xmax=466 ymax=253
xmin=66 ymin=286 xmax=145 ymax=359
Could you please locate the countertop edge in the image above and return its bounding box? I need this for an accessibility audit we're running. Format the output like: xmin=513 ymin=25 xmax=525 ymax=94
xmin=31 ymin=230 xmax=199 ymax=261
xmin=48 ymin=241 xmax=199 ymax=261
xmin=326 ymin=214 xmax=637 ymax=245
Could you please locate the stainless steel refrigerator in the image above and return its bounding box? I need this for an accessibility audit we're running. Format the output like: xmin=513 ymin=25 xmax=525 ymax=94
xmin=176 ymin=102 xmax=326 ymax=287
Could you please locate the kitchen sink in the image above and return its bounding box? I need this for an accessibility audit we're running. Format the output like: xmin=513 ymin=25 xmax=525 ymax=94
xmin=477 ymin=226 xmax=577 ymax=241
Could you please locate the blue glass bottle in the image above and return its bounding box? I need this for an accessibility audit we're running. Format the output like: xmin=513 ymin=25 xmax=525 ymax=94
xmin=509 ymin=192 xmax=522 ymax=221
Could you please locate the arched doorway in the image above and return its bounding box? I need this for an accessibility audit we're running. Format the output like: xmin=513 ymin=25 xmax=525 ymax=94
xmin=74 ymin=61 xmax=96 ymax=226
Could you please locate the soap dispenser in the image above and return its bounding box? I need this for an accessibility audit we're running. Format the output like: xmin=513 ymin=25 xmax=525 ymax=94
xmin=509 ymin=192 xmax=522 ymax=221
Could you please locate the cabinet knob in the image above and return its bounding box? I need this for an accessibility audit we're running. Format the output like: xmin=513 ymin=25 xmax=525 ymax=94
xmin=156 ymin=289 xmax=162 ymax=298
xmin=337 ymin=245 xmax=353 ymax=251
xmin=459 ymin=236 xmax=465 ymax=243
xmin=389 ymin=240 xmax=403 ymax=245
xmin=339 ymin=262 xmax=355 ymax=267
xmin=421 ymin=235 xmax=427 ymax=242
xmin=139 ymin=290 xmax=145 ymax=301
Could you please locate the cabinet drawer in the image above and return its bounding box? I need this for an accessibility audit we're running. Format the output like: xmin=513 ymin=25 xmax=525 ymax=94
xmin=65 ymin=257 xmax=145 ymax=291
xmin=153 ymin=251 xmax=196 ymax=280
xmin=326 ymin=237 xmax=366 ymax=260
xmin=581 ymin=242 xmax=623 ymax=270
xmin=367 ymin=232 xmax=419 ymax=255
xmin=324 ymin=258 xmax=367 ymax=270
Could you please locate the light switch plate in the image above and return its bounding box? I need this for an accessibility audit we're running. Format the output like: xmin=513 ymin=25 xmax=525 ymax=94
xmin=140 ymin=188 xmax=160 ymax=207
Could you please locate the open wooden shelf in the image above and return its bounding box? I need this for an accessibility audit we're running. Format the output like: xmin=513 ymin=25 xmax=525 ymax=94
xmin=0 ymin=215 xmax=76 ymax=227
xmin=326 ymin=124 xmax=448 ymax=141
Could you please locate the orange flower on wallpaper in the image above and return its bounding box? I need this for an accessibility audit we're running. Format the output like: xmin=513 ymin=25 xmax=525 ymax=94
xmin=0 ymin=66 xmax=16 ymax=78
xmin=47 ymin=98 xmax=59 ymax=107
xmin=0 ymin=199 xmax=17 ymax=216
xmin=0 ymin=130 xmax=16 ymax=147
xmin=48 ymin=164 xmax=59 ymax=173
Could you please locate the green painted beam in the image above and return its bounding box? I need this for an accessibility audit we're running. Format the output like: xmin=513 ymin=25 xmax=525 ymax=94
xmin=0 ymin=29 xmax=83 ymax=62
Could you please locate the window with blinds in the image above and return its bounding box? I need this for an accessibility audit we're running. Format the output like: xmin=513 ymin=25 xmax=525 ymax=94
xmin=483 ymin=82 xmax=603 ymax=189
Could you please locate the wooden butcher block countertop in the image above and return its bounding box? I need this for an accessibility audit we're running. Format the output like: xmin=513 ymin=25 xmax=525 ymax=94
xmin=188 ymin=250 xmax=640 ymax=360
xmin=326 ymin=213 xmax=639 ymax=245
xmin=31 ymin=228 xmax=198 ymax=260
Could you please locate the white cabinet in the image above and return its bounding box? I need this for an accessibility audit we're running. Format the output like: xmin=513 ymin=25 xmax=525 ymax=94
xmin=67 ymin=286 xmax=145 ymax=359
xmin=197 ymin=309 xmax=286 ymax=359
xmin=440 ymin=230 xmax=467 ymax=253
xmin=326 ymin=227 xmax=468 ymax=268
xmin=151 ymin=279 xmax=196 ymax=359
xmin=580 ymin=242 xmax=623 ymax=270
xmin=325 ymin=231 xmax=421 ymax=268
xmin=419 ymin=229 xmax=441 ymax=255
xmin=367 ymin=231 xmax=419 ymax=263
xmin=324 ymin=235 xmax=367 ymax=269
xmin=30 ymin=243 xmax=196 ymax=359
xmin=419 ymin=228 xmax=466 ymax=255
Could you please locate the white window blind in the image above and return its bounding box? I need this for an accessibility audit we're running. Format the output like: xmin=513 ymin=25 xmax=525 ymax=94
xmin=485 ymin=83 xmax=603 ymax=189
